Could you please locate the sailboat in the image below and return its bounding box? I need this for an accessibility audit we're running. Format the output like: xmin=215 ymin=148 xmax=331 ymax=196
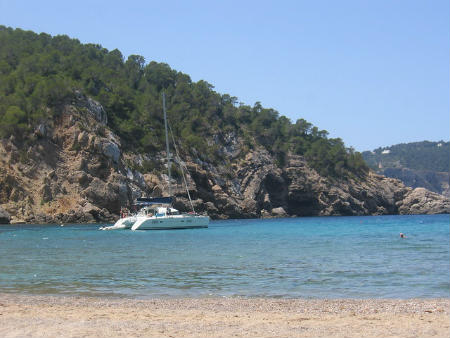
xmin=101 ymin=94 xmax=209 ymax=230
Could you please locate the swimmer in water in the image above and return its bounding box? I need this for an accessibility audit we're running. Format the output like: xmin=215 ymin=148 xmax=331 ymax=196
xmin=400 ymin=233 xmax=406 ymax=238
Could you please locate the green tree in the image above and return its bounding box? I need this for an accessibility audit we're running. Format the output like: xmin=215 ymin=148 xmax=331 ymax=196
xmin=0 ymin=106 xmax=27 ymax=137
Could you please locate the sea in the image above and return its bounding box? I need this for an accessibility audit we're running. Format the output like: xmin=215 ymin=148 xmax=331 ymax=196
xmin=0 ymin=214 xmax=448 ymax=299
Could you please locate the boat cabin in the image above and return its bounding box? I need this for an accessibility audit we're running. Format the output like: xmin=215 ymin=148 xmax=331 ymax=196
xmin=136 ymin=206 xmax=180 ymax=217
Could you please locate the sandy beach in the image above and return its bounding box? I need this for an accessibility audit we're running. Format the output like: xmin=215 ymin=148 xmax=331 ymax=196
xmin=0 ymin=294 xmax=448 ymax=337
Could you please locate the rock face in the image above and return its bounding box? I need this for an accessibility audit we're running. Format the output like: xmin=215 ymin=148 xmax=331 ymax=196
xmin=167 ymin=149 xmax=448 ymax=219
xmin=0 ymin=94 xmax=448 ymax=224
xmin=0 ymin=95 xmax=147 ymax=224
xmin=381 ymin=168 xmax=449 ymax=197
xmin=397 ymin=188 xmax=450 ymax=215
xmin=0 ymin=206 xmax=10 ymax=224
xmin=102 ymin=141 xmax=120 ymax=164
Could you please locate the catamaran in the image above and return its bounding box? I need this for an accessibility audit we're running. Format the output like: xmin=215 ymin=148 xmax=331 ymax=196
xmin=100 ymin=94 xmax=209 ymax=230
xmin=102 ymin=196 xmax=209 ymax=230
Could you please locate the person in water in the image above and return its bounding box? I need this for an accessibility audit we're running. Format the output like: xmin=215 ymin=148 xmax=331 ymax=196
xmin=400 ymin=233 xmax=406 ymax=238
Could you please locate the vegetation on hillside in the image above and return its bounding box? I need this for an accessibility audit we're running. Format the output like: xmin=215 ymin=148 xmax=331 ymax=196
xmin=0 ymin=26 xmax=368 ymax=178
xmin=362 ymin=141 xmax=450 ymax=172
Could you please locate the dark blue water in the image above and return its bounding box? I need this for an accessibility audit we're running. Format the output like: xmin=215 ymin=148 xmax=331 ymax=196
xmin=0 ymin=215 xmax=448 ymax=299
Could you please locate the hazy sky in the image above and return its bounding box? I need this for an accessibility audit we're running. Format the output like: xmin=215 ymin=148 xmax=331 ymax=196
xmin=1 ymin=0 xmax=448 ymax=151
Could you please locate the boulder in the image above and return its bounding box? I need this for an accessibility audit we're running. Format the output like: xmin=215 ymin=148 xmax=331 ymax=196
xmin=79 ymin=202 xmax=101 ymax=222
xmin=10 ymin=216 xmax=26 ymax=224
xmin=82 ymin=178 xmax=120 ymax=213
xmin=397 ymin=188 xmax=450 ymax=215
xmin=271 ymin=207 xmax=288 ymax=217
xmin=86 ymin=97 xmax=108 ymax=125
xmin=73 ymin=90 xmax=108 ymax=124
xmin=102 ymin=141 xmax=120 ymax=163
xmin=241 ymin=198 xmax=257 ymax=212
xmin=0 ymin=206 xmax=10 ymax=224
xmin=204 ymin=201 xmax=218 ymax=213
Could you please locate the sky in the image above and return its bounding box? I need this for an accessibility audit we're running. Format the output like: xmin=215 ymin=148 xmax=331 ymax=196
xmin=0 ymin=0 xmax=448 ymax=151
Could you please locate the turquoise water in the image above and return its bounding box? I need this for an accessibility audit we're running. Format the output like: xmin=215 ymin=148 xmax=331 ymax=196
xmin=0 ymin=214 xmax=448 ymax=299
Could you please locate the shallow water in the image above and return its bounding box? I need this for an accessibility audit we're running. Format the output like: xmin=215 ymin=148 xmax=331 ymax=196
xmin=0 ymin=214 xmax=448 ymax=299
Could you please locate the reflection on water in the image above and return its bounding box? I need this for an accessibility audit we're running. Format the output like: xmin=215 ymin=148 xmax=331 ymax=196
xmin=0 ymin=214 xmax=449 ymax=299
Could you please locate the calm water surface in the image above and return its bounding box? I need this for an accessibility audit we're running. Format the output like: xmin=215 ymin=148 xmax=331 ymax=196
xmin=0 ymin=214 xmax=448 ymax=299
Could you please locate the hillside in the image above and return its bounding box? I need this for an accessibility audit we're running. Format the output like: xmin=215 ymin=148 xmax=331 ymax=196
xmin=0 ymin=26 xmax=367 ymax=178
xmin=362 ymin=141 xmax=450 ymax=196
xmin=0 ymin=26 xmax=448 ymax=223
xmin=362 ymin=141 xmax=449 ymax=172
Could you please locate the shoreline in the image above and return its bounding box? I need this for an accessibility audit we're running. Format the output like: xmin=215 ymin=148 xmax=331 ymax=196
xmin=1 ymin=212 xmax=449 ymax=227
xmin=1 ymin=294 xmax=448 ymax=337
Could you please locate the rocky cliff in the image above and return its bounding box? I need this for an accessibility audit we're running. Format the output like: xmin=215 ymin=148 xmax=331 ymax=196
xmin=381 ymin=168 xmax=449 ymax=197
xmin=362 ymin=142 xmax=450 ymax=197
xmin=0 ymin=95 xmax=448 ymax=224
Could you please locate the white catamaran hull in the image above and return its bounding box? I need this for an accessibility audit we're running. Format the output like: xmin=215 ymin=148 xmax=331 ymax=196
xmin=100 ymin=216 xmax=137 ymax=230
xmin=131 ymin=215 xmax=209 ymax=230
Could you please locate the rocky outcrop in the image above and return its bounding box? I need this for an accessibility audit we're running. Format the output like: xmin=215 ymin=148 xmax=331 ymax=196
xmin=170 ymin=150 xmax=449 ymax=218
xmin=381 ymin=168 xmax=449 ymax=197
xmin=73 ymin=90 xmax=108 ymax=125
xmin=397 ymin=188 xmax=450 ymax=215
xmin=0 ymin=94 xmax=143 ymax=224
xmin=0 ymin=94 xmax=448 ymax=224
xmin=0 ymin=206 xmax=10 ymax=224
xmin=102 ymin=141 xmax=120 ymax=163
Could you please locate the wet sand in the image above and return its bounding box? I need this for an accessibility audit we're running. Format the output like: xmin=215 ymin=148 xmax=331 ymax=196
xmin=0 ymin=294 xmax=448 ymax=337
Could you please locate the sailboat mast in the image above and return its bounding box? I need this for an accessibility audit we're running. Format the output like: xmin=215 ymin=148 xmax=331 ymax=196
xmin=162 ymin=93 xmax=172 ymax=197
